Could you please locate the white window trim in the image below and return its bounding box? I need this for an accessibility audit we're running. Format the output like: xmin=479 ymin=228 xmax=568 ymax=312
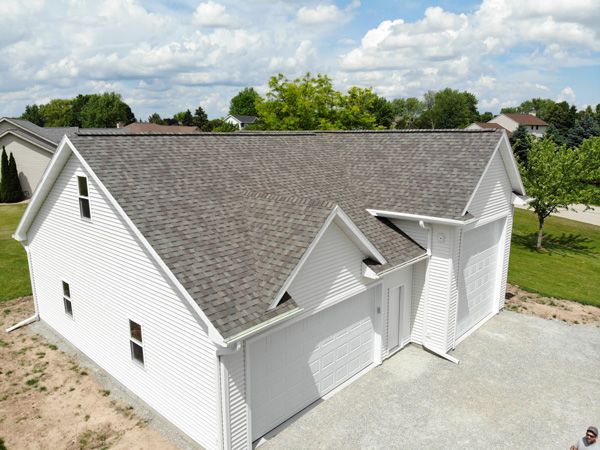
xmin=62 ymin=281 xmax=73 ymax=318
xmin=77 ymin=175 xmax=92 ymax=221
xmin=129 ymin=320 xmax=145 ymax=368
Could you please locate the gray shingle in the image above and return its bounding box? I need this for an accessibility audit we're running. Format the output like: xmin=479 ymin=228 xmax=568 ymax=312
xmin=69 ymin=129 xmax=503 ymax=338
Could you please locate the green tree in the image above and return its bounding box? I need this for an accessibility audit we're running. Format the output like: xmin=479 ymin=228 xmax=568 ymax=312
xmin=20 ymin=104 xmax=45 ymax=126
xmin=193 ymin=106 xmax=209 ymax=130
xmin=390 ymin=97 xmax=425 ymax=129
xmin=566 ymin=114 xmax=600 ymax=148
xmin=520 ymin=138 xmax=597 ymax=249
xmin=335 ymin=86 xmax=379 ymax=130
xmin=510 ymin=125 xmax=532 ymax=164
xmin=79 ymin=93 xmax=135 ymax=127
xmin=478 ymin=111 xmax=494 ymax=122
xmin=418 ymin=88 xmax=479 ymax=129
xmin=148 ymin=113 xmax=164 ymax=124
xmin=229 ymin=87 xmax=261 ymax=117
xmin=369 ymin=95 xmax=394 ymax=129
xmin=39 ymin=99 xmax=73 ymax=126
xmin=0 ymin=147 xmax=9 ymax=202
xmin=545 ymin=101 xmax=577 ymax=137
xmin=545 ymin=123 xmax=566 ymax=145
xmin=173 ymin=109 xmax=194 ymax=126
xmin=256 ymin=73 xmax=339 ymax=130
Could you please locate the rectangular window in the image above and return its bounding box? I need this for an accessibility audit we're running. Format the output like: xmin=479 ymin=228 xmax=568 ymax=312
xmin=129 ymin=320 xmax=144 ymax=366
xmin=63 ymin=281 xmax=73 ymax=317
xmin=78 ymin=176 xmax=91 ymax=219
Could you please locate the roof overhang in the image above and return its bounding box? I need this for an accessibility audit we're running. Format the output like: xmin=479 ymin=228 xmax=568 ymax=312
xmin=366 ymin=209 xmax=472 ymax=226
xmin=0 ymin=118 xmax=58 ymax=147
xmin=267 ymin=205 xmax=387 ymax=311
xmin=0 ymin=130 xmax=55 ymax=154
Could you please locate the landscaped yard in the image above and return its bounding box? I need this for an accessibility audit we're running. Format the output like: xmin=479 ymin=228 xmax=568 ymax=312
xmin=0 ymin=204 xmax=30 ymax=302
xmin=509 ymin=208 xmax=600 ymax=307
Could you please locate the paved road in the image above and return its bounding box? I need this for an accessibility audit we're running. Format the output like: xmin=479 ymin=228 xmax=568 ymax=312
xmin=516 ymin=204 xmax=600 ymax=226
xmin=261 ymin=312 xmax=600 ymax=449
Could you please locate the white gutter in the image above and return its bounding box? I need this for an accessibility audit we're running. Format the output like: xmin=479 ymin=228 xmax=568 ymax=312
xmin=374 ymin=252 xmax=429 ymax=278
xmin=424 ymin=346 xmax=460 ymax=364
xmin=367 ymin=208 xmax=475 ymax=226
xmin=224 ymin=307 xmax=304 ymax=345
xmin=6 ymin=244 xmax=40 ymax=332
xmin=6 ymin=314 xmax=38 ymax=333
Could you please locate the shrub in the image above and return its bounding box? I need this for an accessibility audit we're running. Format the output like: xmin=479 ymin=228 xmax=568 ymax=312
xmin=0 ymin=147 xmax=24 ymax=203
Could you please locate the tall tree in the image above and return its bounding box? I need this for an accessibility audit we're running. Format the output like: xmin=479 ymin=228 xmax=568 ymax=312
xmin=510 ymin=125 xmax=531 ymax=164
xmin=229 ymin=87 xmax=261 ymax=117
xmin=39 ymin=99 xmax=73 ymax=126
xmin=335 ymin=86 xmax=379 ymax=130
xmin=173 ymin=109 xmax=194 ymax=126
xmin=79 ymin=93 xmax=135 ymax=127
xmin=519 ymin=137 xmax=597 ymax=249
xmin=369 ymin=95 xmax=394 ymax=129
xmin=20 ymin=105 xmax=45 ymax=126
xmin=148 ymin=113 xmax=164 ymax=124
xmin=193 ymin=106 xmax=209 ymax=130
xmin=418 ymin=88 xmax=479 ymax=129
xmin=545 ymin=101 xmax=577 ymax=137
xmin=390 ymin=97 xmax=425 ymax=129
xmin=0 ymin=147 xmax=9 ymax=202
xmin=478 ymin=111 xmax=494 ymax=122
xmin=256 ymin=73 xmax=339 ymax=130
xmin=566 ymin=114 xmax=600 ymax=148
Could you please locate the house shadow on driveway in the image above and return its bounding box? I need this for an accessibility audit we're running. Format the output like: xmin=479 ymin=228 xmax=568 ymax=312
xmin=260 ymin=311 xmax=600 ymax=449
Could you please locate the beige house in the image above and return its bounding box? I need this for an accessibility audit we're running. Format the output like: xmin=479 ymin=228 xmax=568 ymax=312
xmin=0 ymin=118 xmax=76 ymax=197
xmin=468 ymin=113 xmax=548 ymax=138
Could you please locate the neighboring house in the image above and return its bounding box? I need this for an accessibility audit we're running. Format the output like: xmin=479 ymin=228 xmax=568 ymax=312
xmin=0 ymin=118 xmax=76 ymax=197
xmin=488 ymin=113 xmax=548 ymax=137
xmin=225 ymin=114 xmax=258 ymax=130
xmin=466 ymin=122 xmax=509 ymax=133
xmin=13 ymin=129 xmax=526 ymax=449
xmin=123 ymin=122 xmax=199 ymax=133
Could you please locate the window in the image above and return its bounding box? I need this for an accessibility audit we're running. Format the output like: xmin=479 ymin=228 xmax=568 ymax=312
xmin=129 ymin=320 xmax=144 ymax=366
xmin=78 ymin=176 xmax=91 ymax=219
xmin=63 ymin=281 xmax=73 ymax=317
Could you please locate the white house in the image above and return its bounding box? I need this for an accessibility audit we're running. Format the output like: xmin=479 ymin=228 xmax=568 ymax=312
xmin=0 ymin=118 xmax=76 ymax=197
xmin=488 ymin=113 xmax=548 ymax=137
xmin=12 ymin=129 xmax=526 ymax=449
xmin=224 ymin=114 xmax=258 ymax=130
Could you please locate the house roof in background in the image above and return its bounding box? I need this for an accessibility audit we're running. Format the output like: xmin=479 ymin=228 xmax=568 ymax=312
xmin=66 ymin=129 xmax=504 ymax=338
xmin=502 ymin=113 xmax=548 ymax=126
xmin=123 ymin=122 xmax=199 ymax=133
xmin=1 ymin=117 xmax=77 ymax=147
xmin=474 ymin=122 xmax=508 ymax=130
xmin=228 ymin=115 xmax=258 ymax=124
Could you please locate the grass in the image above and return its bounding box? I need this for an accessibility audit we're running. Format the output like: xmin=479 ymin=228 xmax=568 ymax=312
xmin=0 ymin=204 xmax=30 ymax=302
xmin=509 ymin=208 xmax=600 ymax=306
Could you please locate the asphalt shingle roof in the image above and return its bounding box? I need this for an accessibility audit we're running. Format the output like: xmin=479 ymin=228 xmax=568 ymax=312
xmin=69 ymin=129 xmax=503 ymax=338
xmin=8 ymin=118 xmax=77 ymax=145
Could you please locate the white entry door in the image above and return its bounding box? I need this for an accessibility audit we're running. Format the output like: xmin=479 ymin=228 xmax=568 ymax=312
xmin=388 ymin=285 xmax=410 ymax=351
xmin=248 ymin=288 xmax=377 ymax=440
xmin=457 ymin=219 xmax=504 ymax=338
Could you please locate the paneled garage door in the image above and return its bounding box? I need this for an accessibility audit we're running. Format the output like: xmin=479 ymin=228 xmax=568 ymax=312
xmin=248 ymin=287 xmax=378 ymax=440
xmin=456 ymin=219 xmax=504 ymax=339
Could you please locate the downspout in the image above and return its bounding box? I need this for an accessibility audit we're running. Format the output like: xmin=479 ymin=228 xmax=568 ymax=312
xmin=215 ymin=342 xmax=242 ymax=450
xmin=6 ymin=243 xmax=40 ymax=333
xmin=418 ymin=221 xmax=460 ymax=365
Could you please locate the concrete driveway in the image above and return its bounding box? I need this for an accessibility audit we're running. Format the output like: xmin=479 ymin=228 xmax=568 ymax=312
xmin=261 ymin=312 xmax=600 ymax=449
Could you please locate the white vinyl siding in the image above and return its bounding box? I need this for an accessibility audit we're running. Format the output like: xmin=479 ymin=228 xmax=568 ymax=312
xmin=221 ymin=347 xmax=248 ymax=450
xmin=390 ymin=219 xmax=428 ymax=248
xmin=287 ymin=222 xmax=369 ymax=314
xmin=26 ymin=155 xmax=219 ymax=449
xmin=467 ymin=151 xmax=512 ymax=222
xmin=498 ymin=208 xmax=513 ymax=310
xmin=0 ymin=133 xmax=52 ymax=197
xmin=422 ymin=224 xmax=454 ymax=353
xmin=410 ymin=260 xmax=427 ymax=344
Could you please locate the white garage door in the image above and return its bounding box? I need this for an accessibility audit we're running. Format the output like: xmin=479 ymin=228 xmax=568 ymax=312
xmin=456 ymin=219 xmax=504 ymax=339
xmin=248 ymin=288 xmax=377 ymax=440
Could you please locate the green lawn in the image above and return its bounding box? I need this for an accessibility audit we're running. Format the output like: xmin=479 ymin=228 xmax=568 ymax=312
xmin=0 ymin=204 xmax=30 ymax=302
xmin=509 ymin=208 xmax=600 ymax=306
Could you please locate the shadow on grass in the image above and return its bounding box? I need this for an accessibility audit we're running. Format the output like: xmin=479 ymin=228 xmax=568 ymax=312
xmin=512 ymin=232 xmax=597 ymax=256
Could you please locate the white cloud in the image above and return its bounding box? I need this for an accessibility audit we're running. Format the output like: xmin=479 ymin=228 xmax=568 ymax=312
xmin=558 ymin=86 xmax=576 ymax=102
xmin=297 ymin=1 xmax=360 ymax=25
xmin=193 ymin=1 xmax=235 ymax=28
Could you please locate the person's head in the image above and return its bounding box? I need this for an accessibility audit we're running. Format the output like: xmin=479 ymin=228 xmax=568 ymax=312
xmin=586 ymin=426 xmax=598 ymax=443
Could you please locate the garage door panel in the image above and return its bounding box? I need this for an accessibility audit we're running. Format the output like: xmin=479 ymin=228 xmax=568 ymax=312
xmin=457 ymin=219 xmax=503 ymax=338
xmin=249 ymin=288 xmax=376 ymax=440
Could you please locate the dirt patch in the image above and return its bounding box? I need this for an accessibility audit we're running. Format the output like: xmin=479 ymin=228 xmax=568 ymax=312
xmin=505 ymin=284 xmax=600 ymax=325
xmin=0 ymin=297 xmax=179 ymax=450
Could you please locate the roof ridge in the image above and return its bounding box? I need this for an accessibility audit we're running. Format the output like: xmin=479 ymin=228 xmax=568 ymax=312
xmin=241 ymin=190 xmax=336 ymax=209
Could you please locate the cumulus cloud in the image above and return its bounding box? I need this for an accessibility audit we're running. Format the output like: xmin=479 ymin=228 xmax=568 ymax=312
xmin=297 ymin=1 xmax=360 ymax=25
xmin=193 ymin=1 xmax=235 ymax=28
xmin=558 ymin=86 xmax=576 ymax=102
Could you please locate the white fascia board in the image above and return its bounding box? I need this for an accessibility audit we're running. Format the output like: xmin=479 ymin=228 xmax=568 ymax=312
xmin=14 ymin=135 xmax=73 ymax=242
xmin=366 ymin=209 xmax=470 ymax=226
xmin=0 ymin=118 xmax=58 ymax=147
xmin=0 ymin=130 xmax=55 ymax=154
xmin=223 ymin=307 xmax=304 ymax=345
xmin=267 ymin=205 xmax=386 ymax=311
xmin=14 ymin=137 xmax=227 ymax=347
xmin=461 ymin=138 xmax=502 ymax=217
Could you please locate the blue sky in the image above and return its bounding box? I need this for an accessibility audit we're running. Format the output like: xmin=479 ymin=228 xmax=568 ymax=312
xmin=1 ymin=0 xmax=598 ymax=120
